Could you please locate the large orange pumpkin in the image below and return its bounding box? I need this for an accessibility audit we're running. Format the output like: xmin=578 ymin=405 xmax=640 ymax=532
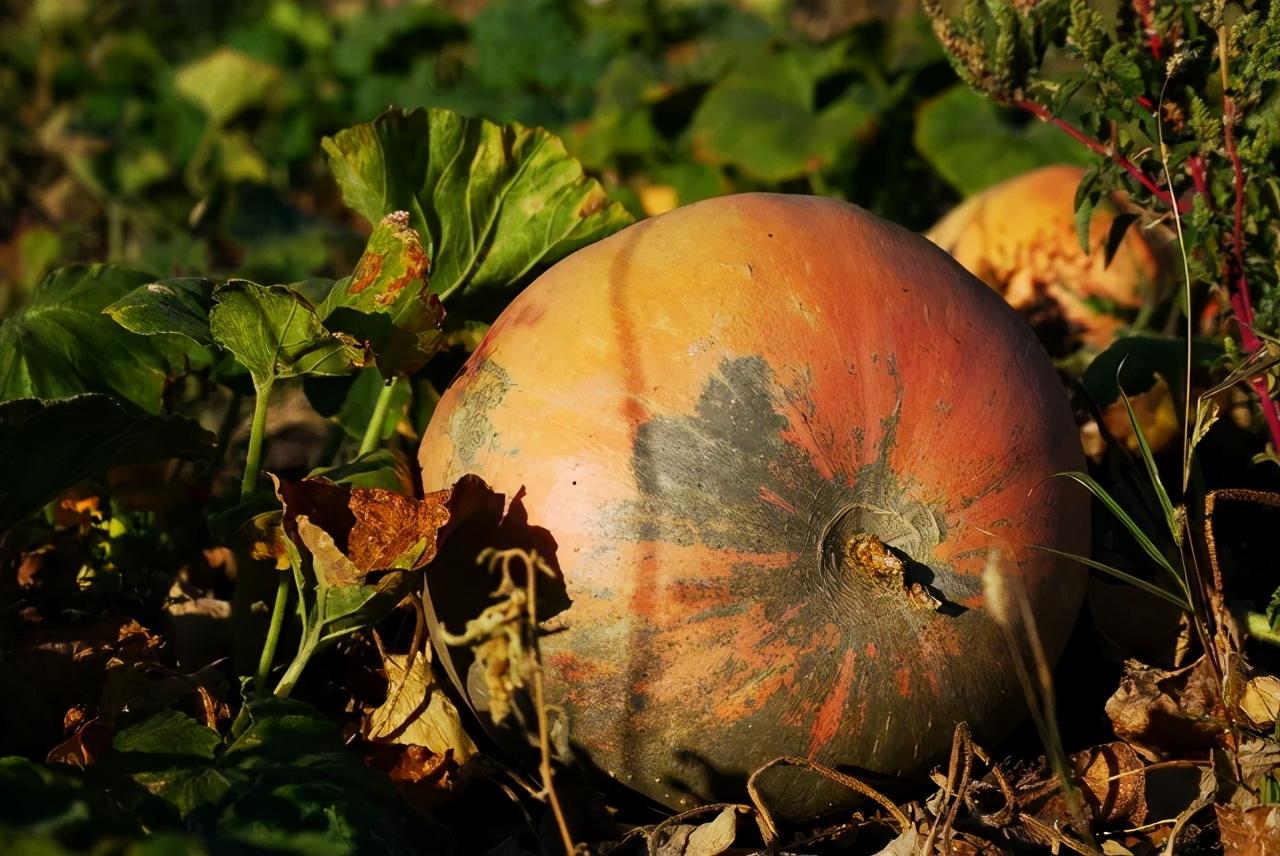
xmin=420 ymin=193 xmax=1088 ymax=818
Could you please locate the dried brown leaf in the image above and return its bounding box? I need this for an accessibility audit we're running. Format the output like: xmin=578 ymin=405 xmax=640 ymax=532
xmin=1241 ymin=675 xmax=1280 ymax=728
xmin=1106 ymin=656 xmax=1223 ymax=756
xmin=297 ymin=515 xmax=364 ymax=586
xmin=654 ymin=806 xmax=739 ymax=856
xmin=45 ymin=715 xmax=109 ymax=768
xmin=347 ymin=487 xmax=451 ymax=572
xmin=1216 ymin=804 xmax=1280 ymax=856
xmin=364 ymin=650 xmax=476 ymax=764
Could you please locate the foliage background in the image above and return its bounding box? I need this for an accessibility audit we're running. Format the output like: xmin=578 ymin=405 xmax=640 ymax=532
xmin=0 ymin=0 xmax=1094 ymax=312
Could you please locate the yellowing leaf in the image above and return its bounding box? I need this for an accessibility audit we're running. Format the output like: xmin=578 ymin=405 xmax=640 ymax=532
xmin=365 ymin=651 xmax=476 ymax=764
xmin=175 ymin=48 xmax=281 ymax=126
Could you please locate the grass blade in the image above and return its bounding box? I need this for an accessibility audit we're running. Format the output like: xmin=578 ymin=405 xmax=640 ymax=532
xmin=1119 ymin=386 xmax=1178 ymax=538
xmin=1052 ymin=471 xmax=1184 ymax=591
xmin=1032 ymin=543 xmax=1191 ymax=611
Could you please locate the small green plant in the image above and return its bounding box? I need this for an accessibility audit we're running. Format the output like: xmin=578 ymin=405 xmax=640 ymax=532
xmin=923 ymin=0 xmax=1280 ymax=460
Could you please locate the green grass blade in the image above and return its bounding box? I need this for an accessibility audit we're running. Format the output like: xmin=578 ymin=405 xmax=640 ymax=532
xmin=1119 ymin=387 xmax=1178 ymax=538
xmin=1052 ymin=471 xmax=1181 ymax=583
xmin=1031 ymin=543 xmax=1191 ymax=611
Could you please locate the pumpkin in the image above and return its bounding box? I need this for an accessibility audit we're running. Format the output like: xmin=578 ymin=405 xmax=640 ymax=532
xmin=926 ymin=165 xmax=1169 ymax=353
xmin=420 ymin=193 xmax=1088 ymax=818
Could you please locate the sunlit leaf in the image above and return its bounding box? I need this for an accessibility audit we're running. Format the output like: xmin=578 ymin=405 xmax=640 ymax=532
xmin=1054 ymin=471 xmax=1186 ymax=594
xmin=318 ymin=213 xmax=444 ymax=379
xmin=209 ymin=280 xmax=366 ymax=392
xmin=322 ymin=107 xmax=633 ymax=320
xmin=105 ymin=278 xmax=215 ymax=346
xmin=174 ymin=48 xmax=281 ymax=126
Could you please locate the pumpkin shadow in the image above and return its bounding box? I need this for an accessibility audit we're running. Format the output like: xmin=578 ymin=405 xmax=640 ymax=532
xmin=423 ymin=475 xmax=571 ymax=752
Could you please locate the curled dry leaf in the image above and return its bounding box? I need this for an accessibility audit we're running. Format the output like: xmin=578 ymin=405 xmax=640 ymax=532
xmin=1216 ymin=804 xmax=1280 ymax=856
xmin=273 ymin=476 xmax=453 ymax=580
xmin=364 ymin=649 xmax=477 ymax=765
xmin=652 ymin=805 xmax=740 ymax=856
xmin=1007 ymin=742 xmax=1148 ymax=836
xmin=1106 ymin=656 xmax=1224 ymax=757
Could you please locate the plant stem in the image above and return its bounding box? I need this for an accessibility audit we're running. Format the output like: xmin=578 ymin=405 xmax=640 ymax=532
xmin=253 ymin=572 xmax=291 ymax=691
xmin=357 ymin=377 xmax=398 ymax=457
xmin=527 ymin=552 xmax=576 ymax=855
xmin=273 ymin=643 xmax=313 ymax=699
xmin=1217 ymin=29 xmax=1280 ymax=456
xmin=240 ymin=382 xmax=272 ymax=499
xmin=1011 ymin=98 xmax=1187 ymax=212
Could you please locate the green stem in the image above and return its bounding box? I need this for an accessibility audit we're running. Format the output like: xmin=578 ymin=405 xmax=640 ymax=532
xmin=253 ymin=572 xmax=291 ymax=691
xmin=240 ymin=382 xmax=273 ymax=499
xmin=357 ymin=377 xmax=399 ymax=457
xmin=273 ymin=644 xmax=314 ymax=699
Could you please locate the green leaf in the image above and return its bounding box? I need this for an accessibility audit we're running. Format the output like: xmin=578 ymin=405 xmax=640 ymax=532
xmin=1119 ymin=384 xmax=1178 ymax=539
xmin=689 ymin=50 xmax=880 ymax=181
xmin=1032 ymin=544 xmax=1190 ymax=610
xmin=1082 ymin=335 xmax=1223 ymax=405
xmin=914 ymin=86 xmax=1093 ymax=196
xmin=303 ymin=367 xmax=412 ymax=444
xmin=318 ymin=214 xmax=444 ymax=379
xmin=310 ymin=449 xmax=414 ymax=494
xmin=322 ymin=107 xmax=633 ymax=320
xmin=1073 ymin=166 xmax=1101 ymax=254
xmin=1101 ymin=46 xmax=1143 ymax=99
xmin=113 ymin=710 xmax=221 ymax=761
xmin=0 ymin=265 xmax=182 ymax=412
xmin=0 ymin=395 xmax=215 ymax=534
xmin=174 ymin=48 xmax=281 ymax=126
xmin=219 ymin=697 xmax=441 ymax=855
xmin=209 ymin=281 xmax=367 ymax=392
xmin=105 ymin=278 xmax=215 ymax=346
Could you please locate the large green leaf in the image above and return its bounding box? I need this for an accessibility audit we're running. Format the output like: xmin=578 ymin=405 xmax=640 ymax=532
xmin=209 ymin=281 xmax=367 ymax=392
xmin=322 ymin=107 xmax=633 ymax=320
xmin=690 ymin=46 xmax=880 ymax=182
xmin=0 ymin=395 xmax=215 ymax=534
xmin=913 ymin=86 xmax=1094 ymax=196
xmin=0 ymin=265 xmax=183 ymax=412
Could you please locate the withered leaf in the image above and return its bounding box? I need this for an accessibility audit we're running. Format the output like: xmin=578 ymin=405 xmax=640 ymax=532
xmin=273 ymin=476 xmax=451 ymax=582
xmin=1107 ymin=656 xmax=1223 ymax=756
xmin=347 ymin=487 xmax=451 ymax=572
xmin=297 ymin=516 xmax=364 ymax=587
xmin=364 ymin=650 xmax=476 ymax=764
xmin=1215 ymin=804 xmax=1280 ymax=856
xmin=654 ymin=806 xmax=740 ymax=856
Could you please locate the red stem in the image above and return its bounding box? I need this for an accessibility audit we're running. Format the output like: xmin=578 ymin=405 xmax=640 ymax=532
xmin=1132 ymin=0 xmax=1162 ymax=59
xmin=1012 ymin=99 xmax=1189 ymax=212
xmin=1015 ymin=92 xmax=1280 ymax=453
xmin=1223 ymin=95 xmax=1280 ymax=453
xmin=1187 ymin=155 xmax=1210 ymax=200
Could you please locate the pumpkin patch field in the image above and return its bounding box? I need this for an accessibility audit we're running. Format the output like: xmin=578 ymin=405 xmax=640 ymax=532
xmin=5 ymin=1 xmax=1280 ymax=854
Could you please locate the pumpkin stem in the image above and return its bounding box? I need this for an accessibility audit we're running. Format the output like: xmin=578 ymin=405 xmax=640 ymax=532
xmin=835 ymin=530 xmax=940 ymax=611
